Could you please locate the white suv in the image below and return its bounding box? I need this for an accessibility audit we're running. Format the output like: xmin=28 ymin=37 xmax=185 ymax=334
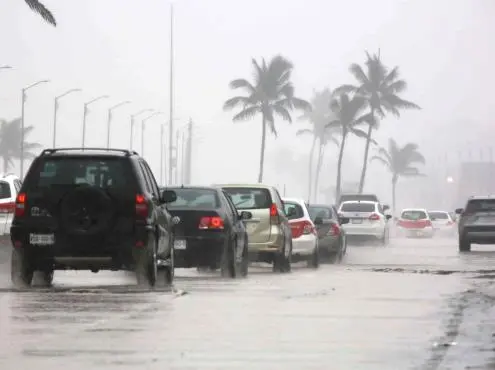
xmin=0 ymin=173 xmax=22 ymax=235
xmin=338 ymin=200 xmax=392 ymax=245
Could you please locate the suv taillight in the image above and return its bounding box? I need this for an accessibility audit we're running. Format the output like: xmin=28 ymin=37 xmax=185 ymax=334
xmin=15 ymin=193 xmax=26 ymax=217
xmin=198 ymin=216 xmax=224 ymax=230
xmin=135 ymin=194 xmax=148 ymax=219
xmin=270 ymin=203 xmax=279 ymax=224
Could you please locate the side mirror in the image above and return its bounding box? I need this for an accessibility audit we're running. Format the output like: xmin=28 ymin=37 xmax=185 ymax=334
xmin=385 ymin=214 xmax=392 ymax=220
xmin=161 ymin=189 xmax=177 ymax=204
xmin=314 ymin=217 xmax=323 ymax=225
xmin=239 ymin=211 xmax=252 ymax=220
xmin=286 ymin=207 xmax=296 ymax=217
xmin=339 ymin=217 xmax=349 ymax=225
xmin=455 ymin=208 xmax=463 ymax=215
xmin=383 ymin=205 xmax=390 ymax=211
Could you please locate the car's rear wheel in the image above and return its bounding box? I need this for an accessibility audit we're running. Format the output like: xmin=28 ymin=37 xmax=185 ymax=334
xmin=240 ymin=238 xmax=249 ymax=277
xmin=11 ymin=248 xmax=34 ymax=289
xmin=157 ymin=245 xmax=174 ymax=287
xmin=135 ymin=239 xmax=157 ymax=288
xmin=273 ymin=239 xmax=292 ymax=273
xmin=307 ymin=246 xmax=320 ymax=269
xmin=33 ymin=269 xmax=54 ymax=287
xmin=221 ymin=239 xmax=237 ymax=278
xmin=459 ymin=236 xmax=471 ymax=252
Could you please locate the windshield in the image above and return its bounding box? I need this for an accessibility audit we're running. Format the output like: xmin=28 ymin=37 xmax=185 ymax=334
xmin=223 ymin=187 xmax=272 ymax=210
xmin=283 ymin=201 xmax=304 ymax=220
xmin=341 ymin=202 xmax=375 ymax=212
xmin=428 ymin=211 xmax=449 ymax=220
xmin=167 ymin=188 xmax=219 ymax=209
xmin=401 ymin=210 xmax=428 ymax=220
xmin=0 ymin=181 xmax=11 ymax=200
xmin=465 ymin=199 xmax=495 ymax=213
xmin=308 ymin=206 xmax=333 ymax=220
xmin=26 ymin=157 xmax=134 ymax=189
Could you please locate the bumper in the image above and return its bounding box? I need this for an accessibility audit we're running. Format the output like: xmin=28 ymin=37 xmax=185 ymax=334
xmin=399 ymin=226 xmax=434 ymax=237
xmin=343 ymin=224 xmax=384 ymax=238
xmin=173 ymin=234 xmax=226 ymax=268
xmin=292 ymin=234 xmax=317 ymax=256
xmin=463 ymin=229 xmax=495 ymax=244
xmin=0 ymin=214 xmax=12 ymax=235
xmin=318 ymin=235 xmax=340 ymax=252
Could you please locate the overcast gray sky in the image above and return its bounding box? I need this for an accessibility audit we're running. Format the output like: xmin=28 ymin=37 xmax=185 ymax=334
xmin=0 ymin=0 xmax=492 ymax=203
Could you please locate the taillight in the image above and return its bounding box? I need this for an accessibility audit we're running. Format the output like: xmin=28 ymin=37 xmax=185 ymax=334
xmin=270 ymin=203 xmax=278 ymax=217
xmin=446 ymin=221 xmax=453 ymax=226
xmin=0 ymin=202 xmax=15 ymax=214
xmin=328 ymin=223 xmax=340 ymax=236
xmin=424 ymin=220 xmax=432 ymax=227
xmin=290 ymin=220 xmax=315 ymax=238
xmin=15 ymin=193 xmax=26 ymax=217
xmin=369 ymin=213 xmax=380 ymax=221
xmin=198 ymin=216 xmax=224 ymax=230
xmin=135 ymin=194 xmax=149 ymax=219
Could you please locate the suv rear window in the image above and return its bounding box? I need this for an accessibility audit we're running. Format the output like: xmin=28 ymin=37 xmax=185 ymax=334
xmin=401 ymin=210 xmax=427 ymax=220
xmin=341 ymin=202 xmax=375 ymax=212
xmin=428 ymin=211 xmax=448 ymax=220
xmin=339 ymin=194 xmax=378 ymax=204
xmin=0 ymin=181 xmax=11 ymax=199
xmin=465 ymin=199 xmax=495 ymax=212
xmin=308 ymin=206 xmax=333 ymax=220
xmin=283 ymin=201 xmax=304 ymax=220
xmin=167 ymin=188 xmax=219 ymax=208
xmin=223 ymin=187 xmax=272 ymax=210
xmin=26 ymin=157 xmax=134 ymax=189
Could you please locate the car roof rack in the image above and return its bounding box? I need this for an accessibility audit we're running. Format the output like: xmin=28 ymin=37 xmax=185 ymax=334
xmin=40 ymin=148 xmax=139 ymax=157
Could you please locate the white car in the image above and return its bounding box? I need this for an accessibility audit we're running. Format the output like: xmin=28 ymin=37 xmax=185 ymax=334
xmin=282 ymin=198 xmax=319 ymax=268
xmin=338 ymin=200 xmax=391 ymax=245
xmin=396 ymin=208 xmax=435 ymax=238
xmin=428 ymin=210 xmax=457 ymax=237
xmin=0 ymin=173 xmax=22 ymax=235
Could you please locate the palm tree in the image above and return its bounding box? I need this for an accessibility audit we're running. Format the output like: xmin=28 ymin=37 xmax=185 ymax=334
xmin=0 ymin=118 xmax=42 ymax=172
xmin=370 ymin=138 xmax=425 ymax=215
xmin=24 ymin=0 xmax=56 ymax=26
xmin=326 ymin=93 xmax=374 ymax=201
xmin=297 ymin=88 xmax=335 ymax=202
xmin=223 ymin=55 xmax=311 ymax=182
xmin=335 ymin=50 xmax=420 ymax=193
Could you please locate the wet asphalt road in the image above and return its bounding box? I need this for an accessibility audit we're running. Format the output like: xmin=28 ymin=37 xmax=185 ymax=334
xmin=1 ymin=237 xmax=495 ymax=369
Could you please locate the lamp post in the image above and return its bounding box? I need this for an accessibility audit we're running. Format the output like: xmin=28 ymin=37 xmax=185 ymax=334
xmin=106 ymin=101 xmax=131 ymax=148
xmin=168 ymin=3 xmax=175 ymax=186
xmin=53 ymin=88 xmax=81 ymax=147
xmin=20 ymin=79 xmax=50 ymax=178
xmin=130 ymin=109 xmax=153 ymax=150
xmin=141 ymin=112 xmax=164 ymax=157
xmin=82 ymin=95 xmax=109 ymax=148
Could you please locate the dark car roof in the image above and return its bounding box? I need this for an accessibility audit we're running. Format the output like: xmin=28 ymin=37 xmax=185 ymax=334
xmin=307 ymin=204 xmax=334 ymax=208
xmin=39 ymin=148 xmax=139 ymax=158
xmin=165 ymin=186 xmax=219 ymax=191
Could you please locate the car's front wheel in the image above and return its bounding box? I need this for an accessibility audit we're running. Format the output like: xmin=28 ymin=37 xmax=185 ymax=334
xmin=11 ymin=248 xmax=34 ymax=289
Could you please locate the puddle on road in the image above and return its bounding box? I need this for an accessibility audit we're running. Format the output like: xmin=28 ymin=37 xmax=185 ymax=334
xmin=368 ymin=267 xmax=495 ymax=277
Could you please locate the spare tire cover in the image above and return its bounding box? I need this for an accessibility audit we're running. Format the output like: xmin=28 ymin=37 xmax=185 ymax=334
xmin=60 ymin=185 xmax=116 ymax=236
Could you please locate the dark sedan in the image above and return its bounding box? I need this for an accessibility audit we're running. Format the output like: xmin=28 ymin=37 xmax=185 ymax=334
xmin=307 ymin=204 xmax=349 ymax=263
xmin=162 ymin=186 xmax=251 ymax=278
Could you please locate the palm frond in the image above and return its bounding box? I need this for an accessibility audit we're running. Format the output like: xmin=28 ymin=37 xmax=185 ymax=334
xmin=232 ymin=106 xmax=261 ymax=122
xmin=333 ymin=84 xmax=358 ymax=95
xmin=272 ymin=105 xmax=292 ymax=123
xmin=223 ymin=96 xmax=251 ymax=111
xmin=25 ymin=0 xmax=56 ymax=26
xmin=296 ymin=128 xmax=313 ymax=136
xmin=349 ymin=64 xmax=369 ymax=85
xmin=291 ymin=97 xmax=311 ymax=112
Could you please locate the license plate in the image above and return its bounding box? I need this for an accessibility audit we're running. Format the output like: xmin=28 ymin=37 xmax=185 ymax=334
xmin=352 ymin=219 xmax=363 ymax=224
xmin=29 ymin=233 xmax=54 ymax=245
xmin=174 ymin=239 xmax=187 ymax=250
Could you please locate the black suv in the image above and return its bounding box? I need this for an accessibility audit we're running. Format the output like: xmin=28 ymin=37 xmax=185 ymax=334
xmin=10 ymin=148 xmax=177 ymax=288
xmin=456 ymin=195 xmax=495 ymax=252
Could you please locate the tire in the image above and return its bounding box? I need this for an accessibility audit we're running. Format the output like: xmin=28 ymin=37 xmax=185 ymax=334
xmin=240 ymin=238 xmax=249 ymax=278
xmin=157 ymin=246 xmax=174 ymax=287
xmin=459 ymin=236 xmax=471 ymax=252
xmin=11 ymin=248 xmax=34 ymax=289
xmin=33 ymin=269 xmax=54 ymax=287
xmin=135 ymin=237 xmax=157 ymax=288
xmin=220 ymin=238 xmax=237 ymax=279
xmin=307 ymin=245 xmax=320 ymax=269
xmin=273 ymin=239 xmax=292 ymax=273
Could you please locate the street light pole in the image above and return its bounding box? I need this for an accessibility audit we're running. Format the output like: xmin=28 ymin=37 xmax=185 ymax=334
xmin=20 ymin=79 xmax=50 ymax=179
xmin=53 ymin=88 xmax=81 ymax=148
xmin=82 ymin=95 xmax=109 ymax=148
xmin=141 ymin=112 xmax=164 ymax=157
xmin=130 ymin=109 xmax=153 ymax=150
xmin=168 ymin=3 xmax=175 ymax=185
xmin=106 ymin=101 xmax=131 ymax=148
